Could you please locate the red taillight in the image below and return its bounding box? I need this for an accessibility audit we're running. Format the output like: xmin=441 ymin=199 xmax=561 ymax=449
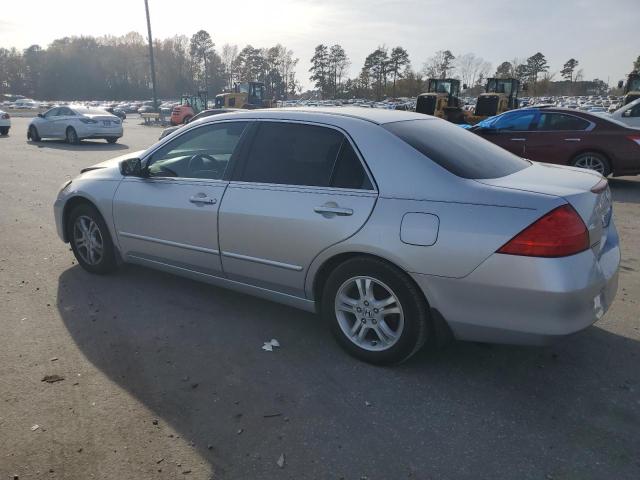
xmin=497 ymin=204 xmax=589 ymax=257
xmin=627 ymin=135 xmax=640 ymax=147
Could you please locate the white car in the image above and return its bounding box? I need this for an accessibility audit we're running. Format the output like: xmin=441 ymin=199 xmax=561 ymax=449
xmin=0 ymin=109 xmax=10 ymax=135
xmin=610 ymin=98 xmax=640 ymax=128
xmin=27 ymin=106 xmax=123 ymax=144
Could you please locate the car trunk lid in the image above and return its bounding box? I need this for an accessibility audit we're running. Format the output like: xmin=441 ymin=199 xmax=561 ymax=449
xmin=476 ymin=162 xmax=612 ymax=255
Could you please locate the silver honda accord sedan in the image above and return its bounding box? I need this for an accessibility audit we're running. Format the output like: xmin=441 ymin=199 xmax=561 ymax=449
xmin=53 ymin=108 xmax=620 ymax=364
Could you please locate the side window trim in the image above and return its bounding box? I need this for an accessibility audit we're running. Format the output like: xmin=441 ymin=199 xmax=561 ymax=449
xmin=231 ymin=119 xmax=377 ymax=192
xmin=141 ymin=120 xmax=251 ymax=181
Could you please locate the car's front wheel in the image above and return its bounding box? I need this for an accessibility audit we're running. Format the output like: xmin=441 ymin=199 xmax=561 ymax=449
xmin=0 ymin=127 xmax=9 ymax=135
xmin=67 ymin=203 xmax=118 ymax=274
xmin=66 ymin=127 xmax=80 ymax=145
xmin=322 ymin=257 xmax=430 ymax=365
xmin=571 ymin=152 xmax=611 ymax=176
xmin=28 ymin=125 xmax=40 ymax=141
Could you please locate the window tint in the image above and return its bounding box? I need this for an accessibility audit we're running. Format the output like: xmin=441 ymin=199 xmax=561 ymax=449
xmin=59 ymin=107 xmax=74 ymax=116
xmin=241 ymin=122 xmax=343 ymax=187
xmin=148 ymin=121 xmax=248 ymax=179
xmin=383 ymin=119 xmax=530 ymax=179
xmin=629 ymin=104 xmax=640 ymax=117
xmin=331 ymin=141 xmax=373 ymax=190
xmin=537 ymin=113 xmax=590 ymax=131
xmin=493 ymin=111 xmax=536 ymax=131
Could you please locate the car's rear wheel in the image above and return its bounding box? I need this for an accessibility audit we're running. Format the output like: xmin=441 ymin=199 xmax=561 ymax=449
xmin=0 ymin=127 xmax=8 ymax=135
xmin=322 ymin=257 xmax=430 ymax=365
xmin=28 ymin=125 xmax=40 ymax=141
xmin=571 ymin=152 xmax=611 ymax=176
xmin=66 ymin=127 xmax=79 ymax=145
xmin=106 ymin=137 xmax=118 ymax=144
xmin=67 ymin=203 xmax=117 ymax=274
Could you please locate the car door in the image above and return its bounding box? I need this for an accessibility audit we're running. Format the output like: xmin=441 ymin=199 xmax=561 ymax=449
xmin=487 ymin=110 xmax=538 ymax=156
xmin=218 ymin=120 xmax=378 ymax=298
xmin=37 ymin=107 xmax=59 ymax=137
xmin=52 ymin=106 xmax=75 ymax=137
xmin=112 ymin=121 xmax=250 ymax=276
xmin=524 ymin=112 xmax=592 ymax=164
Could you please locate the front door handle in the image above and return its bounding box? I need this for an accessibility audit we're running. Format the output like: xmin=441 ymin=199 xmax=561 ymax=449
xmin=314 ymin=205 xmax=353 ymax=217
xmin=189 ymin=195 xmax=217 ymax=205
xmin=564 ymin=138 xmax=581 ymax=142
xmin=510 ymin=138 xmax=526 ymax=141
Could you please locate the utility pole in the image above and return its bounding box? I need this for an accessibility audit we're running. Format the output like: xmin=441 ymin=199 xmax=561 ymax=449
xmin=144 ymin=0 xmax=159 ymax=110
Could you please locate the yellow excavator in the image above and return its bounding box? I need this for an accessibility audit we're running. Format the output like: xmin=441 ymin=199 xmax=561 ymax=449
xmin=618 ymin=72 xmax=640 ymax=105
xmin=465 ymin=78 xmax=522 ymax=124
xmin=415 ymin=79 xmax=466 ymax=122
xmin=214 ymin=81 xmax=274 ymax=109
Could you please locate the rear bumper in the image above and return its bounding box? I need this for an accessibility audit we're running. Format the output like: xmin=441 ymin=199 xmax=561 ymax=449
xmin=411 ymin=221 xmax=620 ymax=345
xmin=77 ymin=125 xmax=123 ymax=139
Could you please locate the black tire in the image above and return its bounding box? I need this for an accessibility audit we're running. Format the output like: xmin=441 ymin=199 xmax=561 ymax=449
xmin=0 ymin=127 xmax=8 ymax=135
xmin=28 ymin=125 xmax=40 ymax=141
xmin=106 ymin=137 xmax=118 ymax=144
xmin=321 ymin=257 xmax=430 ymax=365
xmin=66 ymin=127 xmax=80 ymax=145
xmin=571 ymin=152 xmax=611 ymax=177
xmin=66 ymin=203 xmax=118 ymax=274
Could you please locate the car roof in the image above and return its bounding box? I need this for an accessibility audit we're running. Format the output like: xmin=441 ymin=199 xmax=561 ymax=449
xmin=201 ymin=107 xmax=434 ymax=125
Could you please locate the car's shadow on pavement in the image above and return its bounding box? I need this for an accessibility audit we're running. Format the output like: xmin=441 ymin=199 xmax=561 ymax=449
xmin=56 ymin=264 xmax=640 ymax=479
xmin=27 ymin=140 xmax=129 ymax=151
xmin=609 ymin=177 xmax=640 ymax=205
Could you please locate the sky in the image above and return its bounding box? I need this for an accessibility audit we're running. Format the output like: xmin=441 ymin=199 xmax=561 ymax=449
xmin=0 ymin=0 xmax=637 ymax=90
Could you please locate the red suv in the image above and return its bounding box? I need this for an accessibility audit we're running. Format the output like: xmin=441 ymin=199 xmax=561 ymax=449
xmin=469 ymin=108 xmax=640 ymax=176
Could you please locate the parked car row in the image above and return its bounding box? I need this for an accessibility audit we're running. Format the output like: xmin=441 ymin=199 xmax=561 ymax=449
xmin=0 ymin=109 xmax=10 ymax=135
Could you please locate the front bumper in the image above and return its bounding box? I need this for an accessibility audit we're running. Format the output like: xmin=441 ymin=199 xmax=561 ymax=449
xmin=412 ymin=221 xmax=620 ymax=345
xmin=54 ymin=196 xmax=66 ymax=242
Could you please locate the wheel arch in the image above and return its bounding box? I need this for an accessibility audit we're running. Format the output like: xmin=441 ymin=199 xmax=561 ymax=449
xmin=310 ymin=250 xmax=454 ymax=347
xmin=61 ymin=195 xmax=103 ymax=243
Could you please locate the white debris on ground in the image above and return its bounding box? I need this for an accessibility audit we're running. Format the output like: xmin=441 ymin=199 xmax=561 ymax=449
xmin=261 ymin=339 xmax=281 ymax=352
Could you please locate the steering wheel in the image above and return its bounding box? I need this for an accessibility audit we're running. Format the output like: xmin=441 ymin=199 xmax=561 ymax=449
xmin=187 ymin=153 xmax=221 ymax=175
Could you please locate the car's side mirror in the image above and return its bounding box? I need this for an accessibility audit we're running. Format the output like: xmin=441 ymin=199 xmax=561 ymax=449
xmin=37 ymin=113 xmax=43 ymax=118
xmin=618 ymin=80 xmax=624 ymax=89
xmin=622 ymin=110 xmax=631 ymax=117
xmin=120 ymin=157 xmax=145 ymax=177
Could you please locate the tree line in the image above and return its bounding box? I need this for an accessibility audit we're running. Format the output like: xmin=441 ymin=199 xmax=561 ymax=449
xmin=310 ymin=47 xmax=637 ymax=100
xmin=0 ymin=30 xmax=300 ymax=101
xmin=1 ymin=32 xmax=637 ymax=101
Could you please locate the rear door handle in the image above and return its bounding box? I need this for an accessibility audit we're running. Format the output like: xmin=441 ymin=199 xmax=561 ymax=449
xmin=564 ymin=138 xmax=581 ymax=142
xmin=189 ymin=195 xmax=217 ymax=205
xmin=314 ymin=206 xmax=353 ymax=217
xmin=510 ymin=138 xmax=526 ymax=141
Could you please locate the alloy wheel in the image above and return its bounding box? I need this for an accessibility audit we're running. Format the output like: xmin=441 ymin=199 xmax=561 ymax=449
xmin=73 ymin=215 xmax=104 ymax=265
xmin=574 ymin=155 xmax=606 ymax=174
xmin=334 ymin=276 xmax=404 ymax=351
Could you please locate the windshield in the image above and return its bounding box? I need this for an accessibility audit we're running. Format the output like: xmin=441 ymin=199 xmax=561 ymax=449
xmin=384 ymin=119 xmax=530 ymax=179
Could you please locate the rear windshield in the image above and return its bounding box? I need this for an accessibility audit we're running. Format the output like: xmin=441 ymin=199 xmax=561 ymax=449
xmin=383 ymin=119 xmax=530 ymax=179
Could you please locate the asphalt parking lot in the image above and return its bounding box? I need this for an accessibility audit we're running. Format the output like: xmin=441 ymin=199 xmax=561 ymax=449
xmin=1 ymin=116 xmax=639 ymax=480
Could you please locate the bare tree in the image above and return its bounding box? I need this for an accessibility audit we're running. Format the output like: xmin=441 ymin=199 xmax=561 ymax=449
xmin=221 ymin=43 xmax=238 ymax=89
xmin=457 ymin=53 xmax=491 ymax=88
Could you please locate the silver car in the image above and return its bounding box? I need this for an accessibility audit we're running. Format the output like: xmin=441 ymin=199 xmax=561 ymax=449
xmin=53 ymin=108 xmax=620 ymax=364
xmin=28 ymin=105 xmax=123 ymax=144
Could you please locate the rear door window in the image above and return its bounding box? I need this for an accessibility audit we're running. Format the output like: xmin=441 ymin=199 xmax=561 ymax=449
xmin=240 ymin=122 xmax=344 ymax=187
xmin=537 ymin=113 xmax=590 ymax=131
xmin=383 ymin=119 xmax=530 ymax=179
